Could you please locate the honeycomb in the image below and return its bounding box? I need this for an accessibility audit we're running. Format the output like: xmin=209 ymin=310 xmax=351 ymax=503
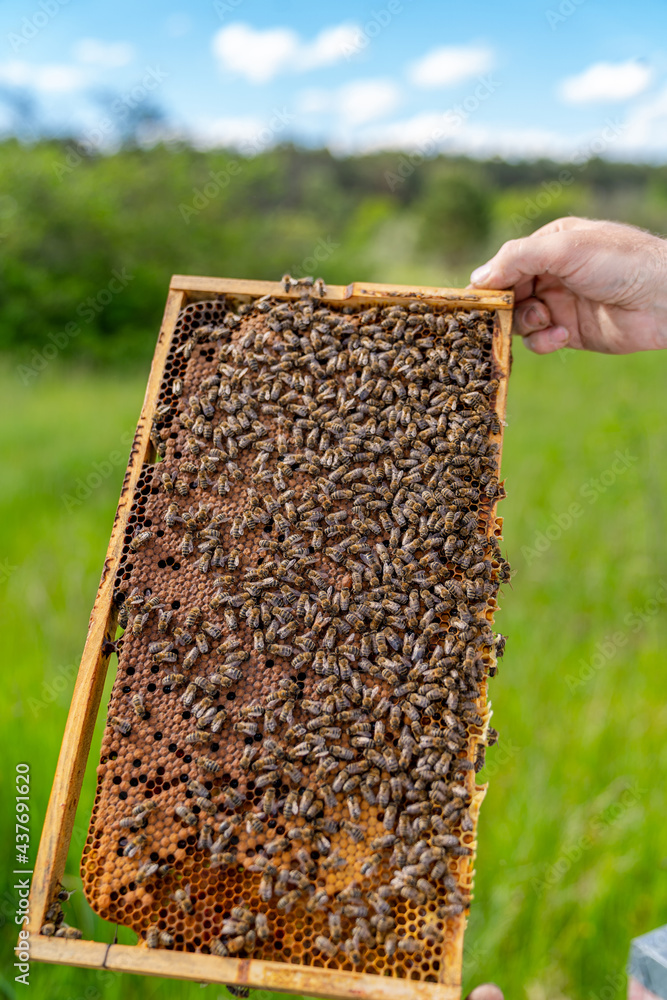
xmin=77 ymin=290 xmax=509 ymax=985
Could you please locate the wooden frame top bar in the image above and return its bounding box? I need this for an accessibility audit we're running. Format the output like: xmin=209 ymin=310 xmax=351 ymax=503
xmin=169 ymin=275 xmax=514 ymax=310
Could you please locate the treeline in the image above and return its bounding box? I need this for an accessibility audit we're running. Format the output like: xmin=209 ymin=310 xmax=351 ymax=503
xmin=2 ymin=138 xmax=667 ymax=368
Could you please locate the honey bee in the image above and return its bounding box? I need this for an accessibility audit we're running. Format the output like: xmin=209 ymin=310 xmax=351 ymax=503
xmin=341 ymin=820 xmax=365 ymax=843
xmin=131 ymin=612 xmax=149 ymax=637
xmin=265 ymin=643 xmax=291 ymax=659
xmin=197 ymin=756 xmax=221 ymax=774
xmin=239 ymin=744 xmax=259 ymax=771
xmin=156 ymin=608 xmax=173 ymax=634
xmin=276 ymin=889 xmax=302 ymax=913
xmin=180 ymin=532 xmax=194 ymax=558
xmin=130 ymin=693 xmax=148 ymax=719
xmin=161 ymin=471 xmax=175 ymax=493
xmin=164 ymin=503 xmax=180 ymax=528
xmin=397 ymin=936 xmax=423 ymax=954
xmin=223 ymin=608 xmax=238 ymax=631
xmin=173 ymin=886 xmax=194 ymax=914
xmin=55 ymin=925 xmax=83 ymax=939
xmin=246 ymin=814 xmax=264 ymax=836
xmin=257 ymin=873 xmax=273 ymax=902
xmin=174 ymin=804 xmax=197 ymax=825
xmin=129 ymin=530 xmax=153 ymax=552
xmin=314 ymin=934 xmax=338 ymax=958
xmin=108 ymin=715 xmax=131 ymax=736
xmin=182 ymin=647 xmax=200 ymax=672
xmin=183 ymin=606 xmax=201 ymax=629
xmin=123 ymin=832 xmax=147 ymax=858
xmin=255 ymin=913 xmax=269 ymax=941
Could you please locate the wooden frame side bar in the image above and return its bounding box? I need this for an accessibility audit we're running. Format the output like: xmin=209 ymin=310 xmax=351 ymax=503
xmin=26 ymin=289 xmax=186 ymax=936
xmin=493 ymin=309 xmax=512 ymax=469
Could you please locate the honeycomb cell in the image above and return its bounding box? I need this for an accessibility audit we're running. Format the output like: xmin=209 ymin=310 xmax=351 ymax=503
xmin=79 ymin=293 xmax=509 ymax=983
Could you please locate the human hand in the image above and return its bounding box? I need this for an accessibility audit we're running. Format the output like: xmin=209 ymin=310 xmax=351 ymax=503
xmin=464 ymin=978 xmax=663 ymax=1000
xmin=464 ymin=984 xmax=504 ymax=1000
xmin=468 ymin=217 xmax=667 ymax=355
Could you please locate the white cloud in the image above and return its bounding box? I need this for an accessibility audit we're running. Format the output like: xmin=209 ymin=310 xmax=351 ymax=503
xmin=297 ymin=79 xmax=401 ymax=126
xmin=558 ymin=60 xmax=651 ymax=104
xmin=73 ymin=38 xmax=134 ymax=69
xmin=407 ymin=44 xmax=494 ymax=88
xmin=211 ymin=21 xmax=362 ymax=84
xmin=297 ymin=89 xmax=331 ymax=115
xmin=190 ymin=115 xmax=265 ymax=149
xmin=0 ymin=60 xmax=85 ymax=93
xmin=616 ymin=83 xmax=667 ymax=152
xmin=188 ymin=112 xmax=295 ymax=153
xmin=212 ymin=24 xmax=296 ymax=84
xmin=329 ymin=110 xmax=584 ymax=160
xmin=298 ymin=24 xmax=362 ymax=70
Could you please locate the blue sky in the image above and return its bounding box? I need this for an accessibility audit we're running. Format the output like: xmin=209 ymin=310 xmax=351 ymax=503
xmin=1 ymin=0 xmax=666 ymax=160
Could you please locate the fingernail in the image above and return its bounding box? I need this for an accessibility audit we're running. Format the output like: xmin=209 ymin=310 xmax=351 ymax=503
xmin=524 ymin=305 xmax=544 ymax=330
xmin=550 ymin=325 xmax=569 ymax=347
xmin=524 ymin=333 xmax=538 ymax=352
xmin=469 ymin=263 xmax=491 ymax=286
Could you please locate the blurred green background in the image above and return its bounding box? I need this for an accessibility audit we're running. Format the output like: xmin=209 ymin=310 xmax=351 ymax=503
xmin=1 ymin=140 xmax=667 ymax=1000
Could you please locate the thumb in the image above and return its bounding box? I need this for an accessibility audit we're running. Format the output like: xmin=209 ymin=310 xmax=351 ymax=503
xmin=465 ymin=984 xmax=505 ymax=1000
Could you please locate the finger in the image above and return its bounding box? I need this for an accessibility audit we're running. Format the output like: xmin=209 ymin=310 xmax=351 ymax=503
xmin=628 ymin=976 xmax=663 ymax=1000
xmin=469 ymin=231 xmax=587 ymax=290
xmin=528 ymin=215 xmax=597 ymax=238
xmin=467 ymin=219 xmax=593 ymax=290
xmin=513 ymin=276 xmax=536 ymax=303
xmin=513 ymin=297 xmax=552 ymax=336
xmin=523 ymin=325 xmax=570 ymax=354
xmin=464 ymin=983 xmax=505 ymax=1000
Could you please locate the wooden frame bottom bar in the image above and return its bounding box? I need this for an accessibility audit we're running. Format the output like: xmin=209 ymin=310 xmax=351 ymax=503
xmin=26 ymin=937 xmax=460 ymax=1000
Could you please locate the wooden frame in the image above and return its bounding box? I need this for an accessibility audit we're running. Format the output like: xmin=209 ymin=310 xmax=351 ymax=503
xmin=21 ymin=276 xmax=513 ymax=1000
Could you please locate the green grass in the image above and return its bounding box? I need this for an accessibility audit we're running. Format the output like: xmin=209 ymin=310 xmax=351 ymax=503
xmin=1 ymin=345 xmax=667 ymax=1000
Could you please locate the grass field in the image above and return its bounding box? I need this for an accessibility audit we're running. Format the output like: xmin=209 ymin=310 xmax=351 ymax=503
xmin=1 ymin=340 xmax=667 ymax=1000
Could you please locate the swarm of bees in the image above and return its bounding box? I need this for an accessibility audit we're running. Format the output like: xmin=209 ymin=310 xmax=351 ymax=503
xmin=79 ymin=288 xmax=510 ymax=980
